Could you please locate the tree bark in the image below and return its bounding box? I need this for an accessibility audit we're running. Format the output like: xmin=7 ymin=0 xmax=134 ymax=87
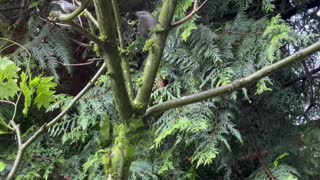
xmin=93 ymin=0 xmax=133 ymax=120
xmin=134 ymin=0 xmax=178 ymax=111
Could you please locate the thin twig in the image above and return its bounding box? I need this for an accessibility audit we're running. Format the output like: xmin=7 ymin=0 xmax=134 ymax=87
xmin=11 ymin=92 xmax=22 ymax=122
xmin=0 ymin=100 xmax=16 ymax=106
xmin=73 ymin=0 xmax=98 ymax=27
xmin=72 ymin=0 xmax=83 ymax=27
xmin=171 ymin=0 xmax=208 ymax=28
xmin=88 ymin=58 xmax=104 ymax=62
xmin=67 ymin=21 xmax=103 ymax=46
xmin=84 ymin=9 xmax=98 ymax=27
xmin=71 ymin=38 xmax=91 ymax=47
xmin=6 ymin=63 xmax=107 ymax=179
xmin=222 ymin=31 xmax=263 ymax=36
xmin=249 ymin=135 xmax=276 ymax=180
xmin=38 ymin=12 xmax=71 ymax=27
xmin=53 ymin=58 xmax=103 ymax=67
xmin=54 ymin=60 xmax=94 ymax=67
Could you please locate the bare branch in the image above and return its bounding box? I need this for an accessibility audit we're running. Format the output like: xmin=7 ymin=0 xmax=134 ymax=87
xmin=249 ymin=135 xmax=276 ymax=180
xmin=0 ymin=100 xmax=15 ymax=106
xmin=71 ymin=38 xmax=91 ymax=47
xmin=171 ymin=0 xmax=208 ymax=28
xmin=84 ymin=9 xmax=98 ymax=27
xmin=88 ymin=57 xmax=104 ymax=62
xmin=145 ymin=41 xmax=320 ymax=118
xmin=111 ymin=0 xmax=134 ymax=100
xmin=6 ymin=121 xmax=23 ymax=180
xmin=54 ymin=60 xmax=94 ymax=67
xmin=54 ymin=58 xmax=103 ymax=67
xmin=57 ymin=0 xmax=91 ymax=22
xmin=67 ymin=21 xmax=103 ymax=46
xmin=11 ymin=92 xmax=22 ymax=122
xmin=73 ymin=0 xmax=98 ymax=27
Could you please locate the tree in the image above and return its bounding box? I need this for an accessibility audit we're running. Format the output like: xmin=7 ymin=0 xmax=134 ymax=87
xmin=0 ymin=0 xmax=320 ymax=179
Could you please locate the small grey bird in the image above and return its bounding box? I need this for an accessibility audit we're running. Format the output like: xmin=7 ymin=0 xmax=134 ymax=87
xmin=135 ymin=11 xmax=160 ymax=36
xmin=52 ymin=0 xmax=77 ymax=14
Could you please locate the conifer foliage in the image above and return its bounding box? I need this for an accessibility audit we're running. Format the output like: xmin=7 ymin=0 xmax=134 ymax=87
xmin=0 ymin=0 xmax=320 ymax=179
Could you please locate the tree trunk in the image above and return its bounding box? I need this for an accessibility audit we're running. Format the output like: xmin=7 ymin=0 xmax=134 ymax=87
xmin=92 ymin=0 xmax=178 ymax=178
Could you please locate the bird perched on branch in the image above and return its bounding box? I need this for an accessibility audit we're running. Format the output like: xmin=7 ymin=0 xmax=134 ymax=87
xmin=135 ymin=11 xmax=163 ymax=36
xmin=52 ymin=0 xmax=78 ymax=14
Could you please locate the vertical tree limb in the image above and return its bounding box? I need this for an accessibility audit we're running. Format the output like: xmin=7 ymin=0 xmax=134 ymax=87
xmin=111 ymin=0 xmax=134 ymax=101
xmin=134 ymin=0 xmax=178 ymax=110
xmin=93 ymin=0 xmax=133 ymax=120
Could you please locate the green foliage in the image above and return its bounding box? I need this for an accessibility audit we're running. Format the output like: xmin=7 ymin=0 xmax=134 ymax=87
xmin=273 ymin=153 xmax=289 ymax=167
xmin=1 ymin=0 xmax=319 ymax=179
xmin=298 ymin=128 xmax=320 ymax=177
xmin=175 ymin=0 xmax=194 ymax=20
xmin=33 ymin=76 xmax=57 ymax=109
xmin=143 ymin=39 xmax=156 ymax=53
xmin=0 ymin=161 xmax=5 ymax=172
xmin=0 ymin=57 xmax=19 ymax=99
xmin=248 ymin=164 xmax=300 ymax=180
xmin=232 ymin=0 xmax=253 ymax=11
xmin=256 ymin=77 xmax=273 ymax=95
xmin=262 ymin=0 xmax=275 ymax=13
xmin=175 ymin=0 xmax=197 ymax=41
xmin=49 ymin=85 xmax=114 ymax=144
xmin=82 ymin=149 xmax=107 ymax=179
xmin=181 ymin=21 xmax=197 ymax=42
xmin=0 ymin=58 xmax=56 ymax=114
xmin=0 ymin=133 xmax=65 ymax=179
xmin=20 ymin=72 xmax=33 ymax=115
xmin=0 ymin=129 xmax=10 ymax=135
xmin=130 ymin=160 xmax=159 ymax=180
xmin=263 ymin=15 xmax=295 ymax=63
xmin=11 ymin=24 xmax=73 ymax=81
xmin=152 ymin=101 xmax=242 ymax=168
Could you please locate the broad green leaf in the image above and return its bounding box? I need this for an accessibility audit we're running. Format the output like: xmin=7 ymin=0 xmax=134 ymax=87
xmin=20 ymin=72 xmax=33 ymax=115
xmin=0 ymin=58 xmax=19 ymax=99
xmin=0 ymin=57 xmax=19 ymax=80
xmin=20 ymin=72 xmax=34 ymax=115
xmin=0 ymin=80 xmax=19 ymax=100
xmin=34 ymin=77 xmax=56 ymax=109
xmin=182 ymin=21 xmax=197 ymax=42
xmin=30 ymin=76 xmax=41 ymax=88
xmin=0 ymin=161 xmax=6 ymax=172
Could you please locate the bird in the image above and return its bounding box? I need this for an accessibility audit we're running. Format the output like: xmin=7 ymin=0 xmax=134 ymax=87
xmin=135 ymin=11 xmax=160 ymax=36
xmin=52 ymin=0 xmax=78 ymax=14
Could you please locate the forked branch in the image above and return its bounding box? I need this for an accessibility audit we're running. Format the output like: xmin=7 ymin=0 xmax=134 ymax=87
xmin=57 ymin=0 xmax=90 ymax=22
xmin=171 ymin=0 xmax=208 ymax=28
